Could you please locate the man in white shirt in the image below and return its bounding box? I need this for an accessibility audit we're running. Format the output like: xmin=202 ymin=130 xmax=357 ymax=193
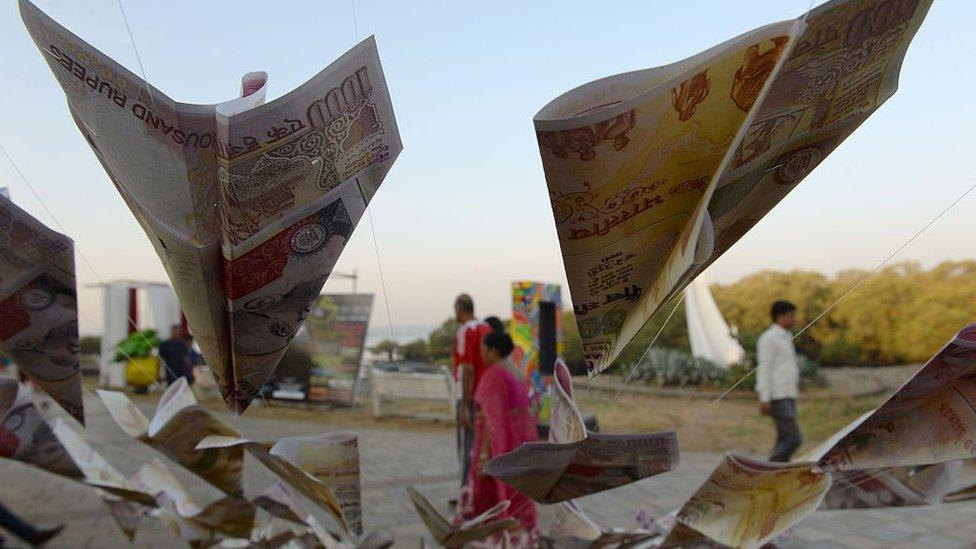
xmin=755 ymin=300 xmax=802 ymax=462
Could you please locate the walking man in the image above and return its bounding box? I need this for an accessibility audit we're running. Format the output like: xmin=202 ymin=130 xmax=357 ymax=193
xmin=159 ymin=325 xmax=193 ymax=387
xmin=452 ymin=294 xmax=491 ymax=488
xmin=756 ymin=300 xmax=802 ymax=462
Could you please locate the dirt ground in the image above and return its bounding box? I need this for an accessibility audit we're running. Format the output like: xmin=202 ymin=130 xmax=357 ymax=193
xmin=573 ymin=388 xmax=881 ymax=456
xmin=94 ymin=377 xmax=885 ymax=458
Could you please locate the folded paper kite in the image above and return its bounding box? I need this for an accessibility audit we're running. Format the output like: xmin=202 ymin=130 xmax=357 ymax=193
xmin=0 ymin=379 xmax=81 ymax=479
xmin=653 ymin=323 xmax=976 ymax=548
xmin=406 ymin=486 xmax=518 ymax=548
xmin=485 ymin=360 xmax=678 ymax=503
xmin=20 ymin=0 xmax=402 ymax=413
xmin=535 ymin=0 xmax=933 ymax=374
xmin=196 ymin=433 xmax=355 ymax=535
xmin=0 ymin=193 xmax=82 ymax=423
xmin=822 ymin=461 xmax=964 ymax=510
xmin=542 ymin=500 xmax=656 ymax=548
xmin=100 ymin=377 xmax=358 ymax=535
xmin=661 ymin=454 xmax=832 ymax=549
xmin=98 ymin=378 xmax=245 ymax=496
xmin=52 ymin=419 xmax=257 ymax=542
xmin=818 ymin=323 xmax=976 ymax=471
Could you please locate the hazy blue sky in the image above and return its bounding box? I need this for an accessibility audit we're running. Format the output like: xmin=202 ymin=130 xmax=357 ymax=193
xmin=1 ymin=0 xmax=973 ymax=336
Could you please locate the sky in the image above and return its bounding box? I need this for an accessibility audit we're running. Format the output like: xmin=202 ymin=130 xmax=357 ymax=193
xmin=0 ymin=0 xmax=974 ymax=337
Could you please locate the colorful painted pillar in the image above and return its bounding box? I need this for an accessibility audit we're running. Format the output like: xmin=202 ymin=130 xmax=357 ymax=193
xmin=511 ymin=281 xmax=563 ymax=379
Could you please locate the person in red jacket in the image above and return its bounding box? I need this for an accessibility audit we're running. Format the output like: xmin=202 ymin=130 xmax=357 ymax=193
xmin=452 ymin=294 xmax=492 ymax=487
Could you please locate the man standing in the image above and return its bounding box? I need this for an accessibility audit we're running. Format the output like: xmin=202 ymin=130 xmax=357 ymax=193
xmin=756 ymin=300 xmax=802 ymax=462
xmin=452 ymin=294 xmax=491 ymax=486
xmin=159 ymin=325 xmax=192 ymax=386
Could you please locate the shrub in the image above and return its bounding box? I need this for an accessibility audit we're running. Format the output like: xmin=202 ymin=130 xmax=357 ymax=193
xmin=628 ymin=348 xmax=726 ymax=388
xmin=79 ymin=336 xmax=101 ymax=355
xmin=798 ymin=354 xmax=830 ymax=388
xmin=627 ymin=348 xmax=830 ymax=390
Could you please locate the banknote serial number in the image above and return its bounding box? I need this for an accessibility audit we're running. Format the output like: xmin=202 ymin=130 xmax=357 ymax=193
xmin=938 ymin=401 xmax=976 ymax=455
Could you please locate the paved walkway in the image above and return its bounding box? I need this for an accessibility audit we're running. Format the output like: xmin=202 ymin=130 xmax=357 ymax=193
xmin=1 ymin=392 xmax=974 ymax=547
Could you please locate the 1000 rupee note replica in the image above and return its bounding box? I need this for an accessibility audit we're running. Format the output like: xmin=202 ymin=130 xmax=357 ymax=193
xmin=536 ymin=0 xmax=933 ymax=374
xmin=0 ymin=193 xmax=82 ymax=423
xmin=98 ymin=378 xmax=245 ymax=497
xmin=20 ymin=0 xmax=402 ymax=413
xmin=0 ymin=379 xmax=81 ymax=479
xmin=52 ymin=419 xmax=257 ymax=543
xmin=196 ymin=432 xmax=353 ymax=535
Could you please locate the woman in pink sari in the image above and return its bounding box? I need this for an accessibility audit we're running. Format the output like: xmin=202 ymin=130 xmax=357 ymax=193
xmin=460 ymin=330 xmax=538 ymax=547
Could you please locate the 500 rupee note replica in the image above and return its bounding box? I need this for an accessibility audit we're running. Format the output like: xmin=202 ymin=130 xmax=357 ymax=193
xmin=651 ymin=323 xmax=976 ymax=549
xmin=20 ymin=0 xmax=402 ymax=413
xmin=536 ymin=0 xmax=933 ymax=374
xmin=406 ymin=486 xmax=518 ymax=549
xmin=0 ymin=193 xmax=82 ymax=423
xmin=485 ymin=361 xmax=678 ymax=503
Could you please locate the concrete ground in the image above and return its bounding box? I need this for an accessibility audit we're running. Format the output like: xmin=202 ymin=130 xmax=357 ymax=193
xmin=1 ymin=392 xmax=974 ymax=548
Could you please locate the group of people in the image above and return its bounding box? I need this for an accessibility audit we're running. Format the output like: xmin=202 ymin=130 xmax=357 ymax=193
xmin=451 ymin=293 xmax=539 ymax=546
xmin=0 ymin=294 xmax=804 ymax=547
xmin=444 ymin=294 xmax=807 ymax=547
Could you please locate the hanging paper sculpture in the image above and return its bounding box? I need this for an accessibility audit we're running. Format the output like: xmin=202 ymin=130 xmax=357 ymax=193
xmin=535 ymin=0 xmax=933 ymax=374
xmin=407 ymin=486 xmax=518 ymax=548
xmin=20 ymin=0 xmax=402 ymax=413
xmin=652 ymin=322 xmax=976 ymax=548
xmin=0 ymin=193 xmax=82 ymax=423
xmin=485 ymin=361 xmax=678 ymax=503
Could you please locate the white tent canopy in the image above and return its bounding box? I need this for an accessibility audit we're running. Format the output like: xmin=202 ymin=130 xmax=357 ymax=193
xmin=88 ymin=280 xmax=181 ymax=388
xmin=684 ymin=275 xmax=745 ymax=368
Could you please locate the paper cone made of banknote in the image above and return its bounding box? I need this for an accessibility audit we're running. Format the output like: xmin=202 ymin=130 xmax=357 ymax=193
xmin=660 ymin=454 xmax=830 ymax=549
xmin=406 ymin=486 xmax=517 ymax=548
xmin=0 ymin=380 xmax=82 ymax=479
xmin=196 ymin=432 xmax=353 ymax=535
xmin=543 ymin=500 xmax=656 ymax=548
xmin=816 ymin=323 xmax=976 ymax=471
xmin=0 ymin=383 xmax=153 ymax=541
xmin=98 ymin=378 xmax=245 ymax=496
xmin=251 ymin=481 xmax=387 ymax=548
xmin=485 ymin=360 xmax=678 ymax=503
xmin=129 ymin=458 xmax=256 ymax=542
xmin=0 ymin=193 xmax=83 ymax=423
xmin=821 ymin=462 xmax=964 ymax=510
xmin=536 ymin=0 xmax=934 ymax=375
xmin=20 ymin=0 xmax=403 ymax=414
xmin=53 ymin=419 xmax=258 ymax=544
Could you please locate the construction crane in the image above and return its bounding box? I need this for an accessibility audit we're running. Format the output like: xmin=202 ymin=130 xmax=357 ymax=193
xmin=330 ymin=270 xmax=359 ymax=294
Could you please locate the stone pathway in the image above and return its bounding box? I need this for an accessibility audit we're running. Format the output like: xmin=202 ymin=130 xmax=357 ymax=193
xmin=1 ymin=392 xmax=974 ymax=547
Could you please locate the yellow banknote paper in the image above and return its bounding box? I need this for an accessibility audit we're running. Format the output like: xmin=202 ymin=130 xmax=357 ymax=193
xmin=537 ymin=0 xmax=933 ymax=374
xmin=665 ymin=454 xmax=830 ymax=549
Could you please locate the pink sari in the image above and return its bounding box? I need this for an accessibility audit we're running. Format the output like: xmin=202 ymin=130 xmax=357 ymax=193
xmin=461 ymin=362 xmax=538 ymax=546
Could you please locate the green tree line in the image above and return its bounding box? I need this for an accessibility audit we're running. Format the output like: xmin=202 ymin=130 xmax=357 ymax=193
xmin=371 ymin=261 xmax=976 ymax=372
xmin=562 ymin=260 xmax=976 ymax=370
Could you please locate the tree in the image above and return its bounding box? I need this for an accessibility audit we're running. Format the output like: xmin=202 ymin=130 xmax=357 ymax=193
xmin=370 ymin=339 xmax=398 ymax=362
xmin=399 ymin=339 xmax=430 ymax=362
xmin=557 ymin=260 xmax=976 ymax=369
xmin=79 ymin=336 xmax=101 ymax=355
xmin=427 ymin=317 xmax=460 ymax=364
